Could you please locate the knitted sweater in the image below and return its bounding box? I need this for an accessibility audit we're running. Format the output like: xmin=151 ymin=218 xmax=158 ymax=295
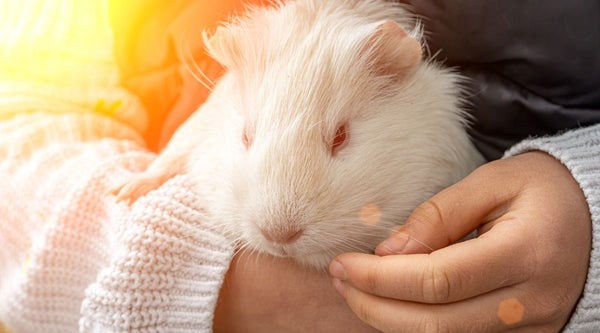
xmin=0 ymin=1 xmax=599 ymax=333
xmin=0 ymin=1 xmax=233 ymax=332
xmin=0 ymin=114 xmax=234 ymax=333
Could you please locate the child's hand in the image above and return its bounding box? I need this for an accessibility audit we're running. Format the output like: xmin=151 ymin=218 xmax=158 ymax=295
xmin=330 ymin=152 xmax=591 ymax=332
xmin=215 ymin=252 xmax=378 ymax=333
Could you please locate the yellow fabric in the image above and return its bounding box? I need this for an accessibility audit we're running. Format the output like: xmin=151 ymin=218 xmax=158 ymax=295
xmin=0 ymin=0 xmax=148 ymax=137
xmin=108 ymin=0 xmax=242 ymax=150
xmin=0 ymin=0 xmax=117 ymax=86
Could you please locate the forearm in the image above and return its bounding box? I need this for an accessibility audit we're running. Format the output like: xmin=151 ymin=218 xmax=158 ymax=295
xmin=214 ymin=252 xmax=378 ymax=333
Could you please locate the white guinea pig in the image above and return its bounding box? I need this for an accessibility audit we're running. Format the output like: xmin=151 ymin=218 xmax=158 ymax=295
xmin=115 ymin=0 xmax=484 ymax=269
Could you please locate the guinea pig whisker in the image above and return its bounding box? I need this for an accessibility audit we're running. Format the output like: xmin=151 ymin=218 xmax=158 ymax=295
xmin=176 ymin=28 xmax=248 ymax=119
xmin=305 ymin=118 xmax=327 ymax=133
xmin=234 ymin=243 xmax=261 ymax=274
xmin=179 ymin=28 xmax=215 ymax=90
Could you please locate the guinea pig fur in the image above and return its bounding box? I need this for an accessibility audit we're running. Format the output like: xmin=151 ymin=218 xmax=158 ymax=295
xmin=133 ymin=0 xmax=485 ymax=269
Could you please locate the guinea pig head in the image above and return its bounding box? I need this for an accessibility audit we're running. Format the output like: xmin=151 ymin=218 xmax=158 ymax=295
xmin=205 ymin=10 xmax=424 ymax=268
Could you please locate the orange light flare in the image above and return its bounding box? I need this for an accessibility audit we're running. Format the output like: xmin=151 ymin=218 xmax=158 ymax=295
xmin=0 ymin=0 xmax=268 ymax=82
xmin=360 ymin=203 xmax=382 ymax=226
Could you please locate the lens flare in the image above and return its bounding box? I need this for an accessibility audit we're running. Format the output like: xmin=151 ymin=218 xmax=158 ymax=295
xmin=360 ymin=203 xmax=381 ymax=226
xmin=497 ymin=298 xmax=525 ymax=325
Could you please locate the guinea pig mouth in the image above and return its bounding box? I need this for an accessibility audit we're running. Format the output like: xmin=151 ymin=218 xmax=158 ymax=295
xmin=262 ymin=242 xmax=325 ymax=259
xmin=265 ymin=244 xmax=293 ymax=257
xmin=263 ymin=241 xmax=320 ymax=259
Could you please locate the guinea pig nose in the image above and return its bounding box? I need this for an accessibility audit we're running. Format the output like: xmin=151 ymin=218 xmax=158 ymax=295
xmin=260 ymin=228 xmax=304 ymax=244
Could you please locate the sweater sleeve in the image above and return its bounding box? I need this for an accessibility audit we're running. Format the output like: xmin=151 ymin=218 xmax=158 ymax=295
xmin=79 ymin=175 xmax=234 ymax=333
xmin=0 ymin=112 xmax=234 ymax=332
xmin=504 ymin=124 xmax=600 ymax=332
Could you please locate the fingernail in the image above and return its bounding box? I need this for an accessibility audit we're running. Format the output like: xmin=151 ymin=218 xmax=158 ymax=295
xmin=332 ymin=278 xmax=345 ymax=295
xmin=329 ymin=260 xmax=347 ymax=280
xmin=376 ymin=232 xmax=410 ymax=255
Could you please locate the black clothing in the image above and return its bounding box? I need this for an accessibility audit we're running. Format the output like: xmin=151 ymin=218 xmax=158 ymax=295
xmin=402 ymin=1 xmax=600 ymax=160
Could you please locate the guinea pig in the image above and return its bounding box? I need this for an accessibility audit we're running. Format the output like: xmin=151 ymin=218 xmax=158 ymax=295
xmin=114 ymin=0 xmax=484 ymax=269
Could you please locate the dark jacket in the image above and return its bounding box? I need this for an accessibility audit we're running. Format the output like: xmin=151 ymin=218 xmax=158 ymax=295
xmin=402 ymin=1 xmax=600 ymax=160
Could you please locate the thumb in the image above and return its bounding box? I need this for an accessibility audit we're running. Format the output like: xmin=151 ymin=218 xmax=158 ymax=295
xmin=375 ymin=163 xmax=517 ymax=256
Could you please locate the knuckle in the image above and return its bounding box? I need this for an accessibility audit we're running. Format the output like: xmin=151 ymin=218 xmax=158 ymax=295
xmin=533 ymin=303 xmax=563 ymax=325
xmin=409 ymin=200 xmax=445 ymax=231
xmin=422 ymin=262 xmax=451 ymax=303
xmin=540 ymin=306 xmax=563 ymax=324
xmin=472 ymin=159 xmax=515 ymax=182
xmin=418 ymin=315 xmax=452 ymax=333
xmin=535 ymin=293 xmax=570 ymax=323
xmin=407 ymin=199 xmax=455 ymax=249
xmin=518 ymin=287 xmax=572 ymax=326
xmin=472 ymin=159 xmax=502 ymax=176
xmin=351 ymin=299 xmax=375 ymax=327
xmin=365 ymin=265 xmax=382 ymax=294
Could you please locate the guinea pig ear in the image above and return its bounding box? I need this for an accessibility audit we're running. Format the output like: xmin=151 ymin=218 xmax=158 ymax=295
xmin=203 ymin=26 xmax=240 ymax=69
xmin=364 ymin=20 xmax=422 ymax=80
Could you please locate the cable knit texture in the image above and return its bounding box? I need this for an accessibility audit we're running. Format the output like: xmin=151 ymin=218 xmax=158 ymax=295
xmin=505 ymin=124 xmax=600 ymax=332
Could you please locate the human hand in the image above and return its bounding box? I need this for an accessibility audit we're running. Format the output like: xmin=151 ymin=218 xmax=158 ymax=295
xmin=214 ymin=251 xmax=378 ymax=333
xmin=329 ymin=152 xmax=591 ymax=332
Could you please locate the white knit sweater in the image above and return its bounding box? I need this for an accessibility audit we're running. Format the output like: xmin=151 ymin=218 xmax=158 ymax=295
xmin=0 ymin=113 xmax=234 ymax=332
xmin=0 ymin=1 xmax=233 ymax=332
xmin=0 ymin=0 xmax=599 ymax=332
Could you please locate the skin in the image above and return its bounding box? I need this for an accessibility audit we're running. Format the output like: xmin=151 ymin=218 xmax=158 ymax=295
xmin=329 ymin=152 xmax=592 ymax=332
xmin=213 ymin=252 xmax=378 ymax=333
xmin=130 ymin=3 xmax=591 ymax=331
xmin=212 ymin=152 xmax=591 ymax=332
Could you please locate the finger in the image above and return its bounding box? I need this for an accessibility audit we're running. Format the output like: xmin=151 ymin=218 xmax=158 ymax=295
xmin=331 ymin=222 xmax=535 ymax=304
xmin=112 ymin=168 xmax=172 ymax=204
xmin=376 ymin=162 xmax=520 ymax=256
xmin=115 ymin=178 xmax=162 ymax=204
xmin=106 ymin=183 xmax=125 ymax=197
xmin=115 ymin=182 xmax=141 ymax=204
xmin=334 ymin=279 xmax=532 ymax=333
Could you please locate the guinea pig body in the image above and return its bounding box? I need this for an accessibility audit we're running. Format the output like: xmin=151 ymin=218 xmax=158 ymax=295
xmin=118 ymin=0 xmax=485 ymax=269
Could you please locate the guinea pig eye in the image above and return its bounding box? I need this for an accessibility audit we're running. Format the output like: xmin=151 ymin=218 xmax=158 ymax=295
xmin=330 ymin=123 xmax=349 ymax=156
xmin=242 ymin=126 xmax=252 ymax=149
